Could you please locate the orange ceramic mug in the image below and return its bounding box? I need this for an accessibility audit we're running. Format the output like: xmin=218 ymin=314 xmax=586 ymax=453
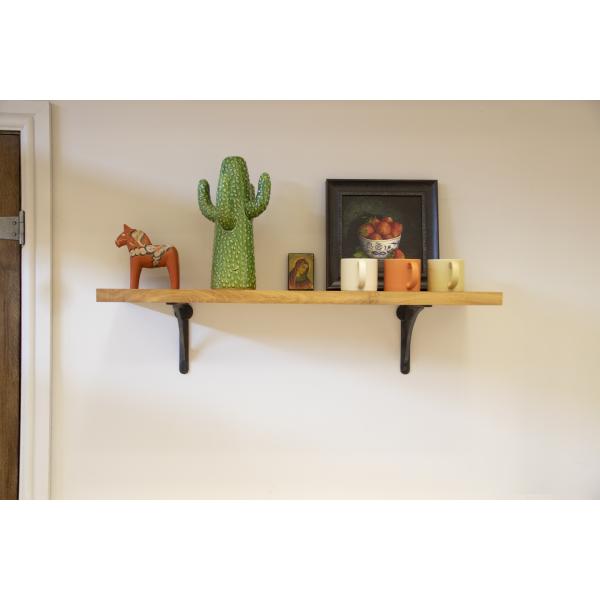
xmin=384 ymin=259 xmax=421 ymax=291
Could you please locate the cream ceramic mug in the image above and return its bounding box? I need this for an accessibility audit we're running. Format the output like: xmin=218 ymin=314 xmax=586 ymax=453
xmin=340 ymin=258 xmax=378 ymax=291
xmin=427 ymin=259 xmax=465 ymax=291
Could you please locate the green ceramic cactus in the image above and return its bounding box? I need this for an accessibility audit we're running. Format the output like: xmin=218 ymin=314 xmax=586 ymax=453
xmin=198 ymin=156 xmax=271 ymax=289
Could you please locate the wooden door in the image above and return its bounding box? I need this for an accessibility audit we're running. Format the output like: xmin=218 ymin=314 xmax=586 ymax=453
xmin=0 ymin=131 xmax=21 ymax=499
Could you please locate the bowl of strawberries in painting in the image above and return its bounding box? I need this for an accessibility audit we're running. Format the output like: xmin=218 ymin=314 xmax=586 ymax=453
xmin=358 ymin=216 xmax=405 ymax=259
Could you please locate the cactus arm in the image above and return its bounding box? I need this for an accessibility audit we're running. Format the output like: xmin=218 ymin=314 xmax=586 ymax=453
xmin=245 ymin=172 xmax=271 ymax=219
xmin=197 ymin=180 xmax=216 ymax=223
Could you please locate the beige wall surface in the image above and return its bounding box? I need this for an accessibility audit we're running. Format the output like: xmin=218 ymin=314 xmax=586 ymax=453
xmin=50 ymin=101 xmax=600 ymax=498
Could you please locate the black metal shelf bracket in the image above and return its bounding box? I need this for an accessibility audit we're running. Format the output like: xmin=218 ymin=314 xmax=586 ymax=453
xmin=396 ymin=305 xmax=429 ymax=374
xmin=168 ymin=303 xmax=193 ymax=374
xmin=165 ymin=303 xmax=426 ymax=375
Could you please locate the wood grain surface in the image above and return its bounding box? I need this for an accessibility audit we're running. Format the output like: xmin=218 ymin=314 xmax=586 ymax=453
xmin=97 ymin=288 xmax=503 ymax=306
xmin=0 ymin=131 xmax=21 ymax=500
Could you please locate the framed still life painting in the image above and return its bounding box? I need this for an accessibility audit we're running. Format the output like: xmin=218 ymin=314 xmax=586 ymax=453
xmin=326 ymin=179 xmax=439 ymax=290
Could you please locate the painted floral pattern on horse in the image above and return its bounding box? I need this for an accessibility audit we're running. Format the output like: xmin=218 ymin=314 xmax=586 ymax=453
xmin=198 ymin=156 xmax=271 ymax=289
xmin=129 ymin=242 xmax=172 ymax=267
xmin=115 ymin=224 xmax=180 ymax=289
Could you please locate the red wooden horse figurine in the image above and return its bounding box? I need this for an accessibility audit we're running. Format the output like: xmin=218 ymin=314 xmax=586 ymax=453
xmin=115 ymin=224 xmax=180 ymax=289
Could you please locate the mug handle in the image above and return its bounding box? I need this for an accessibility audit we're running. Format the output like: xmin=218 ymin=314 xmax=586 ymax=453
xmin=448 ymin=260 xmax=460 ymax=290
xmin=407 ymin=261 xmax=419 ymax=290
xmin=357 ymin=260 xmax=366 ymax=290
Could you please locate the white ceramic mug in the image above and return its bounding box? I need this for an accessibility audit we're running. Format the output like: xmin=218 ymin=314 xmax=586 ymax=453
xmin=340 ymin=258 xmax=378 ymax=291
xmin=427 ymin=259 xmax=465 ymax=291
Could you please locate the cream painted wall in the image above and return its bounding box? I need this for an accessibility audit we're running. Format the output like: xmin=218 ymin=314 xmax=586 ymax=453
xmin=50 ymin=101 xmax=600 ymax=498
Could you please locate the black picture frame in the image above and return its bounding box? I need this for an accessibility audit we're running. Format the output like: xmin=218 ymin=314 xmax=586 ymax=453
xmin=326 ymin=179 xmax=439 ymax=290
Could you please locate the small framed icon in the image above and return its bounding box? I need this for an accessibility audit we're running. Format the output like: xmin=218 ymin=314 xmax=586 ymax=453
xmin=288 ymin=253 xmax=314 ymax=290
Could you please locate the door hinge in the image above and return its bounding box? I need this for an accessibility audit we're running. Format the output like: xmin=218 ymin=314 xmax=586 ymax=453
xmin=0 ymin=210 xmax=25 ymax=245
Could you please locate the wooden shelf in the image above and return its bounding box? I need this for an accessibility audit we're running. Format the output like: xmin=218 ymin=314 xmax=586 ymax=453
xmin=96 ymin=289 xmax=503 ymax=306
xmin=96 ymin=288 xmax=503 ymax=375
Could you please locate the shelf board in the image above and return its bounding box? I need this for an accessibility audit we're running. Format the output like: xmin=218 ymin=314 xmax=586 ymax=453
xmin=96 ymin=289 xmax=503 ymax=306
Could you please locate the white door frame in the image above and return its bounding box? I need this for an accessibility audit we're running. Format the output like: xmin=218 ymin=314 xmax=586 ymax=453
xmin=0 ymin=101 xmax=52 ymax=499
